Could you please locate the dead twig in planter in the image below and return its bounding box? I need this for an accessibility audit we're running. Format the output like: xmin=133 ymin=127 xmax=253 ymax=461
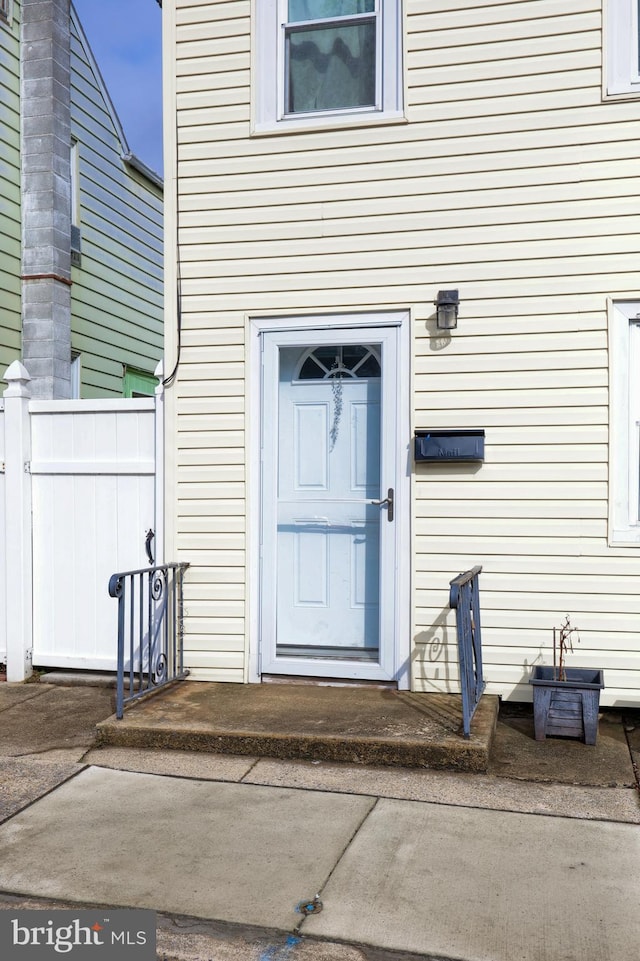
xmin=553 ymin=614 xmax=580 ymax=681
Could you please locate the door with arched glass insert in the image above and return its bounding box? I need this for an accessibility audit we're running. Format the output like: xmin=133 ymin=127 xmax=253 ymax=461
xmin=260 ymin=326 xmax=398 ymax=680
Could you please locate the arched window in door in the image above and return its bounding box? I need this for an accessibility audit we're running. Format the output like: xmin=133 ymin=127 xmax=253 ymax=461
xmin=295 ymin=345 xmax=381 ymax=381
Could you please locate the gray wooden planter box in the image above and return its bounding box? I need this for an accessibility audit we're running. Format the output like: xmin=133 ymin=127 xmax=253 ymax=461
xmin=529 ymin=666 xmax=605 ymax=745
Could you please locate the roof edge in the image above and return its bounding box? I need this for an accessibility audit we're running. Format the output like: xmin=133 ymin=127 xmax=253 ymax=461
xmin=70 ymin=2 xmax=163 ymax=190
xmin=122 ymin=152 xmax=163 ymax=191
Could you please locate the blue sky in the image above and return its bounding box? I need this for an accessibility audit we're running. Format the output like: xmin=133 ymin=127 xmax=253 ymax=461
xmin=73 ymin=0 xmax=164 ymax=175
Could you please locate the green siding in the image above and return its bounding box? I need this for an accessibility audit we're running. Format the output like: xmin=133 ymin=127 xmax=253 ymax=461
xmin=69 ymin=13 xmax=163 ymax=398
xmin=123 ymin=367 xmax=158 ymax=397
xmin=0 ymin=0 xmax=21 ymax=378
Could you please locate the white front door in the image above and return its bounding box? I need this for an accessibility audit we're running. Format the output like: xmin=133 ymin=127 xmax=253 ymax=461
xmin=260 ymin=326 xmax=401 ymax=681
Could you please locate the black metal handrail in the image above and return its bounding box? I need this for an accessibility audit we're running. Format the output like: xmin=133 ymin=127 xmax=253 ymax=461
xmin=108 ymin=562 xmax=190 ymax=719
xmin=449 ymin=565 xmax=485 ymax=738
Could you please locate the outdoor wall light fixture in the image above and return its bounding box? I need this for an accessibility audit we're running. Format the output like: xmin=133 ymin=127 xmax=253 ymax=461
xmin=435 ymin=289 xmax=460 ymax=330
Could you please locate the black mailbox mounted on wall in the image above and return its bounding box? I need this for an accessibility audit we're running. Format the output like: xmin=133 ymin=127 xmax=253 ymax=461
xmin=414 ymin=429 xmax=485 ymax=463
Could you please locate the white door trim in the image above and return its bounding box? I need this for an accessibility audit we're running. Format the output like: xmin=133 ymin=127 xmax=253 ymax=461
xmin=247 ymin=311 xmax=411 ymax=688
xmin=262 ymin=327 xmax=395 ymax=679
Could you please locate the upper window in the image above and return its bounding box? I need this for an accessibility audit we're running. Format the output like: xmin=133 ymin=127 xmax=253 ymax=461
xmin=254 ymin=0 xmax=403 ymax=133
xmin=286 ymin=1 xmax=376 ymax=114
xmin=0 ymin=0 xmax=13 ymax=26
xmin=609 ymin=301 xmax=640 ymax=544
xmin=606 ymin=0 xmax=640 ymax=96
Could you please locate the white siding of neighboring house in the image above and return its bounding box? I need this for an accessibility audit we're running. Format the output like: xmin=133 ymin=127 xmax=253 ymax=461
xmin=69 ymin=9 xmax=163 ymax=398
xmin=163 ymin=0 xmax=640 ymax=703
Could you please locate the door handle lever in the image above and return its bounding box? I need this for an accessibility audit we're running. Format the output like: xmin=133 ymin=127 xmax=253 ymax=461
xmin=371 ymin=487 xmax=394 ymax=522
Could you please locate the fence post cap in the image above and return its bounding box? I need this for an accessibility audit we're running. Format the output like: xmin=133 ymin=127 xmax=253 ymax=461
xmin=154 ymin=360 xmax=164 ymax=397
xmin=3 ymin=361 xmax=32 ymax=397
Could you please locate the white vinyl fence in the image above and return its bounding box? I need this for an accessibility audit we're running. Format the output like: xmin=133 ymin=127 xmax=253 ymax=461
xmin=1 ymin=361 xmax=163 ymax=681
xmin=0 ymin=394 xmax=5 ymax=670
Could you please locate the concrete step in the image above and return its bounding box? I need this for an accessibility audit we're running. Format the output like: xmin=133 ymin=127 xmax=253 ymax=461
xmin=96 ymin=681 xmax=499 ymax=772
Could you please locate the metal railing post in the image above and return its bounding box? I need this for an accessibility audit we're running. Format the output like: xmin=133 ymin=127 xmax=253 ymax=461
xmin=109 ymin=562 xmax=190 ymax=716
xmin=449 ymin=565 xmax=485 ymax=738
xmin=108 ymin=573 xmax=126 ymax=719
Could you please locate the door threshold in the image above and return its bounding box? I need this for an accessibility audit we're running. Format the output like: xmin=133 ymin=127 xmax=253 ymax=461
xmin=261 ymin=674 xmax=398 ymax=690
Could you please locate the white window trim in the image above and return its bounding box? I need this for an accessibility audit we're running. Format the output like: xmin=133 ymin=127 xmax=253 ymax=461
xmin=605 ymin=0 xmax=640 ymax=96
xmin=609 ymin=300 xmax=640 ymax=545
xmin=70 ymin=140 xmax=80 ymax=228
xmin=70 ymin=353 xmax=81 ymax=400
xmin=253 ymin=0 xmax=404 ymax=134
xmin=70 ymin=140 xmax=82 ymax=264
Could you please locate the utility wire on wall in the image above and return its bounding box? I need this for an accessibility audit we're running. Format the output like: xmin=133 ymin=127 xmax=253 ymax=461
xmin=162 ymin=61 xmax=183 ymax=389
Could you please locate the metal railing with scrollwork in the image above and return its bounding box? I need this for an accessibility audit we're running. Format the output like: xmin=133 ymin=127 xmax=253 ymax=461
xmin=449 ymin=565 xmax=485 ymax=738
xmin=108 ymin=562 xmax=190 ymax=719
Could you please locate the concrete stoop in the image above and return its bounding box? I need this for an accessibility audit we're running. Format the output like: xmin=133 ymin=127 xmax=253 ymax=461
xmin=96 ymin=682 xmax=499 ymax=773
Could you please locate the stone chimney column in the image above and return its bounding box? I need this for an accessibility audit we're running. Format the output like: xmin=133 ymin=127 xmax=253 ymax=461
xmin=20 ymin=0 xmax=72 ymax=399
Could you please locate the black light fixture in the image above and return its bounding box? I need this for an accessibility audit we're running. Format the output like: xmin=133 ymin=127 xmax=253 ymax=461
xmin=435 ymin=289 xmax=459 ymax=330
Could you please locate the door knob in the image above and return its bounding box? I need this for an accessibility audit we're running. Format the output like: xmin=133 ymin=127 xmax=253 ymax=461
xmin=371 ymin=488 xmax=394 ymax=521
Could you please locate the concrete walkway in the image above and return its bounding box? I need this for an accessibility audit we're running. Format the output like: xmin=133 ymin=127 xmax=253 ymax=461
xmin=0 ymin=681 xmax=638 ymax=961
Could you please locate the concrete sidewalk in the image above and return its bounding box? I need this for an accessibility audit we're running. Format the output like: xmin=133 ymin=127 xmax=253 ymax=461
xmin=0 ymin=681 xmax=638 ymax=961
xmin=0 ymin=762 xmax=638 ymax=960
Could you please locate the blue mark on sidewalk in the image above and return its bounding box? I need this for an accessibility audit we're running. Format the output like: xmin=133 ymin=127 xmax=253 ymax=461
xmin=258 ymin=935 xmax=302 ymax=961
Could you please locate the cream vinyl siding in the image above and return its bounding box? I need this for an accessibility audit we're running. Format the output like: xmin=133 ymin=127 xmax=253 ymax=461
xmin=166 ymin=0 xmax=640 ymax=702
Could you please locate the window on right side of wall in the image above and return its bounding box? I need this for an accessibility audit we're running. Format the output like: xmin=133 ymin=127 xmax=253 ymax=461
xmin=606 ymin=0 xmax=640 ymax=95
xmin=609 ymin=301 xmax=640 ymax=544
